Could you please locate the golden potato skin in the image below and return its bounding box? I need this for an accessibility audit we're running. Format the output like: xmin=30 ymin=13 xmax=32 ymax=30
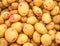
xmin=0 ymin=16 xmax=4 ymax=24
xmin=10 ymin=43 xmax=21 ymax=46
xmin=0 ymin=38 xmax=8 ymax=46
xmin=5 ymin=28 xmax=18 ymax=43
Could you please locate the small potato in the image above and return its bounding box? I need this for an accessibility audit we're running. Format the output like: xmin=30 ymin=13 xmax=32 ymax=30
xmin=1 ymin=11 xmax=11 ymax=19
xmin=7 ymin=0 xmax=16 ymax=3
xmin=27 ymin=16 xmax=38 ymax=24
xmin=0 ymin=38 xmax=8 ymax=46
xmin=43 ymin=0 xmax=55 ymax=10
xmin=0 ymin=2 xmax=4 ymax=8
xmin=55 ymin=32 xmax=60 ymax=44
xmin=53 ymin=15 xmax=60 ymax=24
xmin=23 ymin=24 xmax=34 ymax=36
xmin=11 ymin=22 xmax=23 ymax=32
xmin=33 ymin=6 xmax=42 ymax=16
xmin=42 ymin=13 xmax=51 ymax=24
xmin=0 ymin=16 xmax=4 ymax=24
xmin=21 ymin=17 xmax=27 ymax=23
xmin=18 ymin=1 xmax=29 ymax=16
xmin=35 ymin=22 xmax=47 ymax=34
xmin=58 ymin=2 xmax=60 ymax=7
xmin=5 ymin=28 xmax=18 ymax=43
xmin=0 ymin=24 xmax=7 ymax=38
xmin=33 ymin=0 xmax=43 ymax=7
xmin=2 ymin=0 xmax=9 ymax=7
xmin=10 ymin=43 xmax=21 ymax=46
xmin=11 ymin=2 xmax=18 ymax=10
xmin=9 ymin=14 xmax=21 ymax=22
xmin=46 ymin=22 xmax=55 ymax=30
xmin=33 ymin=31 xmax=41 ymax=43
xmin=26 ymin=0 xmax=32 ymax=2
xmin=50 ymin=42 xmax=57 ymax=46
xmin=54 ymin=24 xmax=60 ymax=30
xmin=41 ymin=34 xmax=52 ymax=46
xmin=51 ymin=6 xmax=59 ymax=15
xmin=23 ymin=42 xmax=34 ymax=46
xmin=48 ymin=30 xmax=56 ymax=40
xmin=5 ymin=20 xmax=11 ymax=27
xmin=17 ymin=34 xmax=28 ymax=44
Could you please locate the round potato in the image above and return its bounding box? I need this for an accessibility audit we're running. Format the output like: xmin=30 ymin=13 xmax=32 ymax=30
xmin=35 ymin=22 xmax=47 ymax=34
xmin=11 ymin=22 xmax=23 ymax=32
xmin=5 ymin=28 xmax=18 ymax=43
xmin=17 ymin=34 xmax=28 ymax=44
xmin=0 ymin=38 xmax=8 ymax=46
xmin=23 ymin=24 xmax=34 ymax=36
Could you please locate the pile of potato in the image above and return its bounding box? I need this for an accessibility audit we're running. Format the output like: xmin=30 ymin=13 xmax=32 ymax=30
xmin=0 ymin=0 xmax=60 ymax=46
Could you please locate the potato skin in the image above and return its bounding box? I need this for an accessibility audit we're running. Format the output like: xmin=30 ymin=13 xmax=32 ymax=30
xmin=5 ymin=28 xmax=18 ymax=43
xmin=16 ymin=34 xmax=28 ymax=44
xmin=10 ymin=43 xmax=21 ymax=46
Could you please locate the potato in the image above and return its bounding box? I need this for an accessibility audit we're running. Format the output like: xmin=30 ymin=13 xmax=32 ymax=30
xmin=55 ymin=32 xmax=60 ymax=44
xmin=23 ymin=24 xmax=34 ymax=36
xmin=41 ymin=34 xmax=52 ymax=46
xmin=11 ymin=22 xmax=23 ymax=32
xmin=51 ymin=6 xmax=59 ymax=15
xmin=33 ymin=6 xmax=42 ymax=16
xmin=0 ymin=16 xmax=4 ymax=24
xmin=27 ymin=16 xmax=38 ymax=24
xmin=43 ymin=0 xmax=55 ymax=10
xmin=5 ymin=28 xmax=18 ymax=43
xmin=42 ymin=13 xmax=51 ymax=24
xmin=0 ymin=38 xmax=8 ymax=46
xmin=2 ymin=0 xmax=9 ymax=7
xmin=46 ymin=22 xmax=55 ymax=30
xmin=1 ymin=11 xmax=11 ymax=19
xmin=35 ymin=22 xmax=47 ymax=34
xmin=9 ymin=14 xmax=21 ymax=22
xmin=5 ymin=20 xmax=11 ymax=27
xmin=23 ymin=42 xmax=34 ymax=46
xmin=33 ymin=0 xmax=43 ymax=7
xmin=33 ymin=31 xmax=41 ymax=43
xmin=21 ymin=17 xmax=27 ymax=23
xmin=53 ymin=15 xmax=60 ymax=24
xmin=26 ymin=0 xmax=32 ymax=2
xmin=58 ymin=2 xmax=60 ymax=7
xmin=0 ymin=24 xmax=7 ymax=38
xmin=17 ymin=34 xmax=28 ymax=44
xmin=0 ymin=2 xmax=4 ymax=8
xmin=7 ymin=0 xmax=16 ymax=3
xmin=18 ymin=1 xmax=29 ymax=16
xmin=10 ymin=43 xmax=21 ymax=46
xmin=50 ymin=42 xmax=57 ymax=46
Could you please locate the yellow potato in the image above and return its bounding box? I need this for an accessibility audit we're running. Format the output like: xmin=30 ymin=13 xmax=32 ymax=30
xmin=23 ymin=24 xmax=34 ymax=36
xmin=0 ymin=38 xmax=8 ymax=46
xmin=0 ymin=24 xmax=7 ymax=38
xmin=11 ymin=22 xmax=23 ymax=32
xmin=33 ymin=0 xmax=43 ymax=7
xmin=42 ymin=13 xmax=51 ymax=24
xmin=0 ymin=16 xmax=4 ymax=24
xmin=7 ymin=0 xmax=16 ymax=3
xmin=18 ymin=1 xmax=29 ymax=16
xmin=35 ymin=22 xmax=47 ymax=34
xmin=33 ymin=31 xmax=41 ymax=43
xmin=27 ymin=16 xmax=38 ymax=24
xmin=10 ymin=43 xmax=21 ymax=46
xmin=41 ymin=34 xmax=52 ymax=46
xmin=26 ymin=0 xmax=32 ymax=2
xmin=5 ymin=28 xmax=18 ymax=43
xmin=9 ymin=14 xmax=21 ymax=22
xmin=17 ymin=34 xmax=28 ymax=44
xmin=33 ymin=6 xmax=42 ymax=16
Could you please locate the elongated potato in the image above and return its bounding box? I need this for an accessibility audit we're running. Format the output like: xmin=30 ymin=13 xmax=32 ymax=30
xmin=18 ymin=1 xmax=29 ymax=16
xmin=23 ymin=24 xmax=34 ymax=36
xmin=41 ymin=34 xmax=52 ymax=46
xmin=33 ymin=31 xmax=41 ymax=43
xmin=33 ymin=0 xmax=43 ymax=7
xmin=17 ymin=34 xmax=28 ymax=44
xmin=0 ymin=38 xmax=8 ymax=46
xmin=42 ymin=13 xmax=51 ymax=24
xmin=11 ymin=22 xmax=23 ymax=32
xmin=9 ymin=14 xmax=21 ymax=22
xmin=44 ymin=0 xmax=55 ymax=10
xmin=35 ymin=22 xmax=47 ymax=34
xmin=33 ymin=6 xmax=42 ymax=16
xmin=5 ymin=28 xmax=18 ymax=43
xmin=0 ymin=24 xmax=7 ymax=38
